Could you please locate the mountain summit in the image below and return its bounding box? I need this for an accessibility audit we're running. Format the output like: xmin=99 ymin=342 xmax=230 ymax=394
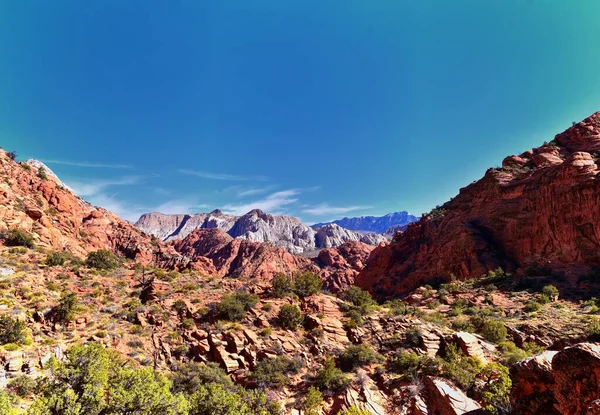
xmin=312 ymin=211 xmax=418 ymax=234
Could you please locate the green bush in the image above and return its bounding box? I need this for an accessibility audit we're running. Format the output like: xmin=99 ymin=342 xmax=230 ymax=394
xmin=0 ymin=315 xmax=27 ymax=345
xmin=277 ymin=304 xmax=304 ymax=330
xmin=300 ymin=387 xmax=323 ymax=414
xmin=480 ymin=319 xmax=507 ymax=343
xmin=4 ymin=229 xmax=34 ymax=248
xmin=542 ymin=285 xmax=559 ymax=300
xmin=53 ymin=292 xmax=79 ymax=323
xmin=293 ymin=271 xmax=322 ymax=298
xmin=338 ymin=287 xmax=376 ymax=314
xmin=338 ymin=407 xmax=372 ymax=415
xmin=8 ymin=374 xmax=36 ymax=398
xmin=440 ymin=344 xmax=483 ymax=390
xmin=85 ymin=250 xmax=119 ymax=270
xmin=171 ymin=361 xmax=233 ymax=395
xmin=524 ymin=300 xmax=542 ymax=313
xmin=45 ymin=251 xmax=67 ymax=267
xmin=339 ymin=344 xmax=383 ymax=372
xmin=314 ymin=357 xmax=349 ymax=393
xmin=0 ymin=391 xmax=17 ymax=415
xmin=476 ymin=363 xmax=512 ymax=414
xmin=215 ymin=292 xmax=259 ymax=321
xmin=37 ymin=167 xmax=48 ymax=180
xmin=384 ymin=299 xmax=409 ymax=316
xmin=270 ymin=273 xmax=295 ymax=298
xmin=391 ymin=350 xmax=440 ymax=379
xmin=250 ymin=356 xmax=300 ymax=387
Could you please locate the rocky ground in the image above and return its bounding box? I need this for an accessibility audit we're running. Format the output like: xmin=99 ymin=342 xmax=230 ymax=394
xmin=1 ymin=245 xmax=599 ymax=413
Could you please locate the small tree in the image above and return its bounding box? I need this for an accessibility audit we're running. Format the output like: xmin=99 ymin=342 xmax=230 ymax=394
xmin=45 ymin=251 xmax=67 ymax=267
xmin=53 ymin=292 xmax=79 ymax=323
xmin=4 ymin=229 xmax=35 ymax=248
xmin=481 ymin=320 xmax=507 ymax=343
xmin=85 ymin=250 xmax=119 ymax=270
xmin=339 ymin=344 xmax=383 ymax=372
xmin=6 ymin=151 xmax=17 ymax=161
xmin=542 ymin=285 xmax=559 ymax=301
xmin=301 ymin=387 xmax=323 ymax=415
xmin=215 ymin=292 xmax=259 ymax=321
xmin=277 ymin=304 xmax=304 ymax=330
xmin=315 ymin=357 xmax=349 ymax=393
xmin=293 ymin=271 xmax=322 ymax=298
xmin=271 ymin=273 xmax=295 ymax=298
xmin=0 ymin=315 xmax=27 ymax=345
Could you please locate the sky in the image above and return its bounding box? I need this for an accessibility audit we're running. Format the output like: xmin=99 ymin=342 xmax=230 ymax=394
xmin=2 ymin=0 xmax=600 ymax=223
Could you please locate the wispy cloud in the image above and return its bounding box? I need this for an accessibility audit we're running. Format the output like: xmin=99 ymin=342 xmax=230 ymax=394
xmin=223 ymin=190 xmax=299 ymax=215
xmin=41 ymin=159 xmax=133 ymax=169
xmin=179 ymin=169 xmax=268 ymax=181
xmin=236 ymin=186 xmax=276 ymax=197
xmin=301 ymin=204 xmax=370 ymax=216
xmin=65 ymin=176 xmax=144 ymax=197
xmin=152 ymin=200 xmax=211 ymax=215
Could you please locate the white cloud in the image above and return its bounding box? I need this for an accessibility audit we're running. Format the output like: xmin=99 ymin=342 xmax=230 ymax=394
xmin=41 ymin=159 xmax=132 ymax=169
xmin=152 ymin=200 xmax=210 ymax=215
xmin=301 ymin=204 xmax=370 ymax=216
xmin=86 ymin=194 xmax=141 ymax=222
xmin=236 ymin=186 xmax=276 ymax=197
xmin=223 ymin=190 xmax=299 ymax=216
xmin=179 ymin=169 xmax=268 ymax=181
xmin=65 ymin=176 xmax=143 ymax=197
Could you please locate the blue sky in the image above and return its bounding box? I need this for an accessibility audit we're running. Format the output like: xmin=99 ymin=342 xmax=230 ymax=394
xmin=2 ymin=0 xmax=600 ymax=223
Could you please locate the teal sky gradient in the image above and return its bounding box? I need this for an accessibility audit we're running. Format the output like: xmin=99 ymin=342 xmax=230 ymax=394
xmin=2 ymin=0 xmax=600 ymax=222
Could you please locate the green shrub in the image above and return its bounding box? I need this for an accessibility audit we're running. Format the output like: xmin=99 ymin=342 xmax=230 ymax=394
xmin=37 ymin=167 xmax=48 ymax=180
xmin=440 ymin=344 xmax=483 ymax=390
xmin=476 ymin=363 xmax=512 ymax=414
xmin=338 ymin=407 xmax=372 ymax=415
xmin=524 ymin=300 xmax=542 ymax=313
xmin=171 ymin=361 xmax=233 ymax=395
xmin=314 ymin=357 xmax=349 ymax=393
xmin=542 ymin=285 xmax=559 ymax=300
xmin=45 ymin=251 xmax=67 ymax=267
xmin=384 ymin=299 xmax=409 ymax=316
xmin=293 ymin=271 xmax=322 ymax=298
xmin=0 ymin=390 xmax=17 ymax=415
xmin=301 ymin=387 xmax=323 ymax=414
xmin=480 ymin=319 xmax=507 ymax=343
xmin=53 ymin=292 xmax=79 ymax=322
xmin=0 ymin=315 xmax=27 ymax=345
xmin=85 ymin=250 xmax=119 ymax=270
xmin=587 ymin=317 xmax=600 ymax=340
xmin=250 ymin=356 xmax=299 ymax=387
xmin=391 ymin=350 xmax=440 ymax=379
xmin=338 ymin=287 xmax=376 ymax=314
xmin=215 ymin=292 xmax=259 ymax=321
xmin=343 ymin=308 xmax=363 ymax=329
xmin=270 ymin=273 xmax=295 ymax=298
xmin=405 ymin=326 xmax=422 ymax=347
xmin=277 ymin=304 xmax=304 ymax=330
xmin=4 ymin=229 xmax=34 ymax=248
xmin=339 ymin=344 xmax=383 ymax=372
xmin=8 ymin=374 xmax=36 ymax=398
xmin=498 ymin=341 xmax=529 ymax=365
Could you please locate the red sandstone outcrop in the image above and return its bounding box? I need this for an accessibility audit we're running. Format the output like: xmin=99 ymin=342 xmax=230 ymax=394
xmin=510 ymin=343 xmax=600 ymax=415
xmin=357 ymin=112 xmax=600 ymax=296
xmin=315 ymin=241 xmax=376 ymax=292
xmin=0 ymin=150 xmax=185 ymax=268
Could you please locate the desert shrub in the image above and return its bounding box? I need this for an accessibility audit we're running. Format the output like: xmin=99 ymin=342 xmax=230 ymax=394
xmin=4 ymin=229 xmax=34 ymax=248
xmin=53 ymin=292 xmax=78 ymax=322
xmin=542 ymin=285 xmax=559 ymax=300
xmin=85 ymin=250 xmax=119 ymax=270
xmin=338 ymin=407 xmax=372 ymax=415
xmin=0 ymin=390 xmax=17 ymax=415
xmin=440 ymin=344 xmax=483 ymax=390
xmin=498 ymin=341 xmax=529 ymax=365
xmin=339 ymin=344 xmax=383 ymax=372
xmin=405 ymin=326 xmax=422 ymax=347
xmin=476 ymin=363 xmax=512 ymax=414
xmin=538 ymin=294 xmax=551 ymax=304
xmin=293 ymin=271 xmax=322 ymax=298
xmin=250 ymin=356 xmax=300 ymax=387
xmin=171 ymin=361 xmax=233 ymax=395
xmin=45 ymin=251 xmax=67 ymax=267
xmin=0 ymin=315 xmax=27 ymax=345
xmin=9 ymin=374 xmax=36 ymax=398
xmin=215 ymin=292 xmax=259 ymax=321
xmin=524 ymin=300 xmax=542 ymax=313
xmin=301 ymin=387 xmax=323 ymax=414
xmin=384 ymin=299 xmax=409 ymax=316
xmin=343 ymin=308 xmax=363 ymax=329
xmin=37 ymin=167 xmax=48 ymax=180
xmin=480 ymin=319 xmax=507 ymax=343
xmin=6 ymin=151 xmax=17 ymax=160
xmin=338 ymin=287 xmax=376 ymax=315
xmin=314 ymin=357 xmax=350 ymax=393
xmin=270 ymin=273 xmax=295 ymax=298
xmin=587 ymin=317 xmax=600 ymax=340
xmin=277 ymin=304 xmax=303 ymax=330
xmin=390 ymin=350 xmax=441 ymax=379
xmin=451 ymin=318 xmax=475 ymax=333
xmin=187 ymin=382 xmax=251 ymax=415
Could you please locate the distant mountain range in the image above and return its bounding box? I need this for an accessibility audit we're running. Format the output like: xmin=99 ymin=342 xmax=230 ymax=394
xmin=134 ymin=209 xmax=414 ymax=254
xmin=312 ymin=211 xmax=418 ymax=234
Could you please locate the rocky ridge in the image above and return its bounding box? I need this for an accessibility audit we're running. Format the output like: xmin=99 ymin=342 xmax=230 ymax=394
xmin=357 ymin=112 xmax=600 ymax=297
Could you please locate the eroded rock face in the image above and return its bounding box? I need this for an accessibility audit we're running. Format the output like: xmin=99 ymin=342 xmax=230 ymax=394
xmin=357 ymin=112 xmax=600 ymax=297
xmin=510 ymin=343 xmax=600 ymax=415
xmin=0 ymin=151 xmax=185 ymax=268
xmin=316 ymin=241 xmax=376 ymax=292
xmin=421 ymin=376 xmax=482 ymax=415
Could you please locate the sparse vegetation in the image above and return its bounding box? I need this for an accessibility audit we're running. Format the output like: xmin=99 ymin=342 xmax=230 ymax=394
xmin=339 ymin=344 xmax=383 ymax=372
xmin=0 ymin=315 xmax=27 ymax=345
xmin=277 ymin=304 xmax=304 ymax=330
xmin=215 ymin=291 xmax=259 ymax=321
xmin=85 ymin=249 xmax=119 ymax=270
xmin=4 ymin=229 xmax=35 ymax=248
